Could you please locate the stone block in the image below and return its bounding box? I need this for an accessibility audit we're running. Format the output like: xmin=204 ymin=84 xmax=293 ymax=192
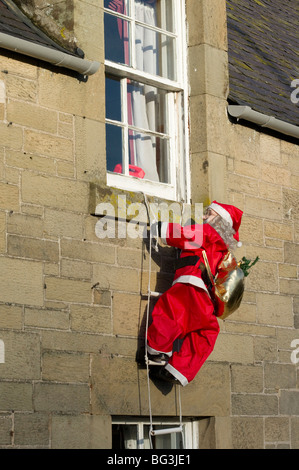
xmin=61 ymin=238 xmax=115 ymax=264
xmin=0 ymin=304 xmax=22 ymax=329
xmin=231 ymin=417 xmax=264 ymax=449
xmin=1 ymin=56 xmax=37 ymax=77
xmin=256 ymin=293 xmax=293 ymax=327
xmin=44 ymin=208 xmax=84 ymax=239
xmin=21 ymin=172 xmax=89 ymax=213
xmin=6 ymin=74 xmax=37 ymax=102
xmin=244 ymin=196 xmax=282 ymax=221
xmin=61 ymin=259 xmax=92 ymax=280
xmin=181 ymin=362 xmax=231 ymax=417
xmin=238 ymin=216 xmax=264 ymax=245
xmin=42 ymin=351 xmax=90 ymax=383
xmin=261 ymin=162 xmax=290 ymax=186
xmin=6 ymin=149 xmax=56 ymax=175
xmin=14 ymin=412 xmax=49 ymax=446
xmin=284 ymin=242 xmax=299 ymax=265
xmin=45 ymin=276 xmax=92 ymax=303
xmin=189 ymin=45 xmax=228 ymax=99
xmin=260 ymin=134 xmax=281 ymax=164
xmin=253 ymin=336 xmax=277 ymax=362
xmin=0 ymin=181 xmax=19 ymax=212
xmin=113 ymin=292 xmax=146 ymax=337
xmin=209 ymin=152 xmax=227 ymax=202
xmin=231 ymin=364 xmax=263 ymax=393
xmin=265 ymin=417 xmax=290 ymax=443
xmin=7 ymin=234 xmax=59 ymax=262
xmin=0 ymin=210 xmax=5 ymax=253
xmin=0 ymin=257 xmax=43 ymax=306
xmin=209 ymin=332 xmax=254 ymax=364
xmin=24 ymin=307 xmax=70 ymax=330
xmin=187 ymin=0 xmax=227 ymax=50
xmin=34 ymin=383 xmax=90 ymax=413
xmin=24 ymin=129 xmax=73 ymax=161
xmin=264 ymin=220 xmax=293 ymax=241
xmin=280 ymin=391 xmax=299 ymax=415
xmin=291 ymin=417 xmax=299 ymax=449
xmin=7 ymin=211 xmax=43 ymax=238
xmin=51 ymin=414 xmax=111 ymax=449
xmin=264 ymin=363 xmax=297 ymax=390
xmin=38 ymin=68 xmax=103 ymax=120
xmin=0 ymin=330 xmax=40 ymax=380
xmin=75 ymin=116 xmax=106 ymax=182
xmin=92 ymin=264 xmax=140 ymax=293
xmin=232 ymin=394 xmax=278 ymax=416
xmin=246 ymin=262 xmax=278 ymax=293
xmin=70 ymin=304 xmax=111 ymax=334
xmin=279 ymin=279 xmax=299 ymax=296
xmin=0 ymin=415 xmax=12 ymax=446
xmin=7 ymin=100 xmax=57 ymax=133
xmin=0 ymin=382 xmax=33 ymax=411
xmin=0 ymin=122 xmax=23 ymax=150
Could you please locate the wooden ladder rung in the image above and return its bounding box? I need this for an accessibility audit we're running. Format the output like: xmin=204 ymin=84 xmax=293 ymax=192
xmin=151 ymin=426 xmax=183 ymax=436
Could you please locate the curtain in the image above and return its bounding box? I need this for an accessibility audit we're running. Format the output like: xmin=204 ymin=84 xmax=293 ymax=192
xmin=129 ymin=0 xmax=160 ymax=181
xmin=108 ymin=0 xmax=160 ymax=182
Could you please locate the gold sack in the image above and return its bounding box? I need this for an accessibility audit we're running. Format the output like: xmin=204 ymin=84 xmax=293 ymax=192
xmin=215 ymin=252 xmax=245 ymax=320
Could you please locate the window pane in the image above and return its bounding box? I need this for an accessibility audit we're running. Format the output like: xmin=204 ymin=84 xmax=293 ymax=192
xmin=106 ymin=123 xmax=123 ymax=172
xmin=134 ymin=3 xmax=176 ymax=80
xmin=104 ymin=12 xmax=131 ymax=66
xmin=129 ymin=130 xmax=169 ymax=182
xmin=104 ymin=0 xmax=130 ymax=14
xmin=112 ymin=424 xmax=138 ymax=449
xmin=135 ymin=0 xmax=174 ymax=33
xmin=127 ymin=80 xmax=168 ymax=133
xmin=106 ymin=76 xmax=121 ymax=121
xmin=104 ymin=1 xmax=176 ymax=80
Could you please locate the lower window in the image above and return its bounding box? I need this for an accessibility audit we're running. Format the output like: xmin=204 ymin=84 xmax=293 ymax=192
xmin=112 ymin=417 xmax=208 ymax=449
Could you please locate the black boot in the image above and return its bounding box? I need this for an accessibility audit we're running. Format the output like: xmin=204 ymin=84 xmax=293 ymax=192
xmin=149 ymin=367 xmax=180 ymax=385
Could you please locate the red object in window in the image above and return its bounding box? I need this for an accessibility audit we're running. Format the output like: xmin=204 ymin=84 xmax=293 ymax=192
xmin=114 ymin=164 xmax=145 ymax=179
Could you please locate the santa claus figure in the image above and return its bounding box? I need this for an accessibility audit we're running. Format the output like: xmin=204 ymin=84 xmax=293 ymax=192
xmin=147 ymin=201 xmax=243 ymax=386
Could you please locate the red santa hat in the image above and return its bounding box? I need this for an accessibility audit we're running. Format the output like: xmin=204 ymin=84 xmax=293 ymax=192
xmin=209 ymin=200 xmax=243 ymax=247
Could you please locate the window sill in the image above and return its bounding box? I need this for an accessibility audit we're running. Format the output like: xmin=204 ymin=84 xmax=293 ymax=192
xmin=106 ymin=172 xmax=177 ymax=201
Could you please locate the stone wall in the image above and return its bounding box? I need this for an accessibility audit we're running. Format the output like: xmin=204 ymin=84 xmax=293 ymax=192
xmin=0 ymin=0 xmax=298 ymax=449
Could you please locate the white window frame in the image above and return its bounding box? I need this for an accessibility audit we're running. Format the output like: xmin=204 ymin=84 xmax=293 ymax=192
xmin=104 ymin=0 xmax=190 ymax=202
xmin=112 ymin=417 xmax=202 ymax=449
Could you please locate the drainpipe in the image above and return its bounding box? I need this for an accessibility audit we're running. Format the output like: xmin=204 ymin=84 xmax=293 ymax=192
xmin=228 ymin=105 xmax=299 ymax=140
xmin=0 ymin=32 xmax=100 ymax=76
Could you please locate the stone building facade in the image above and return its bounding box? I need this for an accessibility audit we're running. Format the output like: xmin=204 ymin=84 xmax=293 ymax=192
xmin=0 ymin=0 xmax=298 ymax=449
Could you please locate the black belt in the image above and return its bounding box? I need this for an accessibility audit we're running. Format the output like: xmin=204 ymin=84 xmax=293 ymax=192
xmin=174 ymin=256 xmax=213 ymax=291
xmin=174 ymin=256 xmax=200 ymax=269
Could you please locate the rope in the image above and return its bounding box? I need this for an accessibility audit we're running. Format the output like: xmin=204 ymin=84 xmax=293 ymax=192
xmin=143 ymin=193 xmax=155 ymax=448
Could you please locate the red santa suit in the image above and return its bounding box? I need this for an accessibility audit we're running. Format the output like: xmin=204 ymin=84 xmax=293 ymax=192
xmin=147 ymin=201 xmax=243 ymax=386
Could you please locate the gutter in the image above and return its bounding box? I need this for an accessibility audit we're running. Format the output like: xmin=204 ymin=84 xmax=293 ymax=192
xmin=228 ymin=105 xmax=299 ymax=140
xmin=0 ymin=32 xmax=100 ymax=76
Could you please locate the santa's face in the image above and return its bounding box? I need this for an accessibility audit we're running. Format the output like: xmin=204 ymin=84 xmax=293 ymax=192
xmin=203 ymin=208 xmax=218 ymax=224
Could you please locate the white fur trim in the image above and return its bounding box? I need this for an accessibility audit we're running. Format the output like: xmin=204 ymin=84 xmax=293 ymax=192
xmin=165 ymin=363 xmax=188 ymax=386
xmin=160 ymin=222 xmax=168 ymax=245
xmin=209 ymin=203 xmax=233 ymax=228
xmin=172 ymin=275 xmax=209 ymax=295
